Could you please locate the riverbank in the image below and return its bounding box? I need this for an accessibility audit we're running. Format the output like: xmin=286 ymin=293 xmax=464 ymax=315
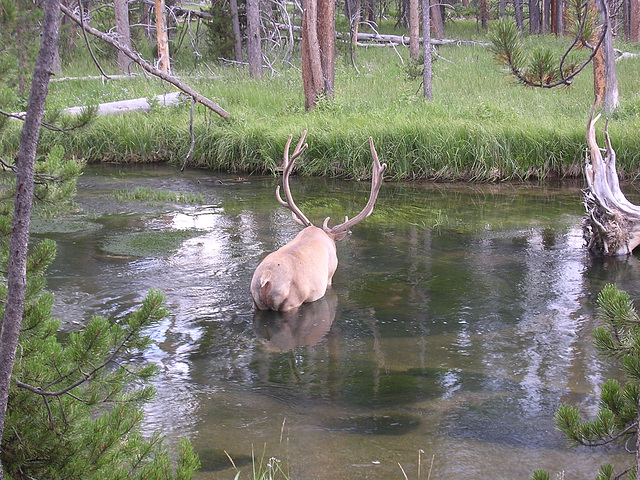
xmin=3 ymin=29 xmax=640 ymax=181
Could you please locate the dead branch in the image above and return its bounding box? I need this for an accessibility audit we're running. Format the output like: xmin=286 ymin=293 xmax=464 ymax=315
xmin=59 ymin=3 xmax=231 ymax=119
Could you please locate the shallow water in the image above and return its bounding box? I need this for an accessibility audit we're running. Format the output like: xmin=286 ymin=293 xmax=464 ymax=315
xmin=37 ymin=164 xmax=640 ymax=479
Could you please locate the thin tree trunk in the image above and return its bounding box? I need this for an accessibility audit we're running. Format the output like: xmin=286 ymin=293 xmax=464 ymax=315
xmin=154 ymin=0 xmax=170 ymax=74
xmin=230 ymin=0 xmax=243 ymax=62
xmin=530 ymin=0 xmax=541 ymax=32
xmin=515 ymin=0 xmax=524 ymax=32
xmin=302 ymin=0 xmax=322 ymax=109
xmin=431 ymin=0 xmax=445 ymax=36
xmin=479 ymin=0 xmax=488 ymax=30
xmin=0 ymin=1 xmax=60 ymax=478
xmin=542 ymin=0 xmax=550 ymax=32
xmin=592 ymin=0 xmax=619 ymax=112
xmin=630 ymin=0 xmax=640 ymax=40
xmin=302 ymin=0 xmax=335 ymax=110
xmin=409 ymin=0 xmax=419 ymax=58
xmin=247 ymin=0 xmax=262 ymax=78
xmin=318 ymin=0 xmax=335 ymax=97
xmin=114 ymin=0 xmax=133 ymax=72
xmin=422 ymin=0 xmax=432 ymax=99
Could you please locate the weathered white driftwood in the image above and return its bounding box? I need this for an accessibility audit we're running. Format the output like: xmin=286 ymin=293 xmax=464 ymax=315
xmin=63 ymin=92 xmax=183 ymax=116
xmin=583 ymin=108 xmax=640 ymax=255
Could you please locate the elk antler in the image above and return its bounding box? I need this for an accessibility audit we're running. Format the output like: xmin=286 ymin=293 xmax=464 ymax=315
xmin=276 ymin=131 xmax=313 ymax=227
xmin=323 ymin=137 xmax=387 ymax=237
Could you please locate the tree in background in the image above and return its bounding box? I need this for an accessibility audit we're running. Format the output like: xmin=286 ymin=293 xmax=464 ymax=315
xmin=301 ymin=0 xmax=335 ymax=110
xmin=154 ymin=0 xmax=170 ymax=74
xmin=534 ymin=284 xmax=640 ymax=480
xmin=0 ymin=0 xmax=44 ymax=100
xmin=114 ymin=0 xmax=133 ymax=72
xmin=246 ymin=0 xmax=262 ymax=78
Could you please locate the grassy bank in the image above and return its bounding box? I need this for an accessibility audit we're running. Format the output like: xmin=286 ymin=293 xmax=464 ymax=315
xmin=3 ymin=21 xmax=640 ymax=181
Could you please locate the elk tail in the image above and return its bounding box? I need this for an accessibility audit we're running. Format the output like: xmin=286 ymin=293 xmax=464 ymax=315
xmin=258 ymin=270 xmax=273 ymax=308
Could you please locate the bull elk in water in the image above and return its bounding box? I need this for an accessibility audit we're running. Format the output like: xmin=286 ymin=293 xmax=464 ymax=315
xmin=251 ymin=131 xmax=387 ymax=312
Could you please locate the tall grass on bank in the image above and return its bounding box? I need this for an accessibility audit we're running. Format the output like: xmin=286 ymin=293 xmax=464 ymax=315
xmin=2 ymin=23 xmax=640 ymax=181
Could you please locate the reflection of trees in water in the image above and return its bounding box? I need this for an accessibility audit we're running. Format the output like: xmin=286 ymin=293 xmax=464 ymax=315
xmin=44 ymin=170 xmax=640 ymax=473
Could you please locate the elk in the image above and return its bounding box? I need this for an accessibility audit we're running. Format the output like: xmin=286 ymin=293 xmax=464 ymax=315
xmin=251 ymin=131 xmax=387 ymax=312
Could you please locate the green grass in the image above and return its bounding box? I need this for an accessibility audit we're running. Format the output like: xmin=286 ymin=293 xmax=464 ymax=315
xmin=112 ymin=186 xmax=203 ymax=204
xmin=3 ymin=20 xmax=640 ymax=181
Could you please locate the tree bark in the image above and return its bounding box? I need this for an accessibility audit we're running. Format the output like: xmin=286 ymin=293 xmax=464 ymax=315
xmin=0 ymin=1 xmax=60 ymax=478
xmin=630 ymin=0 xmax=640 ymax=40
xmin=59 ymin=3 xmax=230 ymax=118
xmin=422 ymin=0 xmax=432 ymax=99
xmin=592 ymin=0 xmax=619 ymax=113
xmin=409 ymin=0 xmax=419 ymax=58
xmin=229 ymin=0 xmax=243 ymax=62
xmin=550 ymin=0 xmax=563 ymax=34
xmin=247 ymin=0 xmax=262 ymax=78
xmin=114 ymin=0 xmax=133 ymax=72
xmin=479 ymin=0 xmax=488 ymax=30
xmin=515 ymin=0 xmax=525 ymax=32
xmin=154 ymin=0 xmax=170 ymax=74
xmin=431 ymin=0 xmax=445 ymax=36
xmin=301 ymin=0 xmax=335 ymax=110
xmin=317 ymin=0 xmax=335 ymax=96
xmin=530 ymin=0 xmax=542 ymax=32
xmin=583 ymin=108 xmax=640 ymax=255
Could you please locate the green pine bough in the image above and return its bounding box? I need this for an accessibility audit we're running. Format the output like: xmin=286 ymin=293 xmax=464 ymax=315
xmin=0 ymin=147 xmax=200 ymax=480
xmin=535 ymin=284 xmax=640 ymax=480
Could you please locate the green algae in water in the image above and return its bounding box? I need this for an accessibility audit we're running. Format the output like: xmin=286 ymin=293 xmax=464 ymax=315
xmin=101 ymin=229 xmax=205 ymax=257
xmin=112 ymin=186 xmax=204 ymax=204
xmin=30 ymin=217 xmax=103 ymax=236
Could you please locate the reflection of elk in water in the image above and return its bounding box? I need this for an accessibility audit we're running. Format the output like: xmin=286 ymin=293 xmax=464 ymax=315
xmin=253 ymin=290 xmax=338 ymax=352
xmin=251 ymin=131 xmax=386 ymax=312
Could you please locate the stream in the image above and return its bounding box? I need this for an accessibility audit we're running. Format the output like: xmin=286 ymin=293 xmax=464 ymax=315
xmin=35 ymin=163 xmax=640 ymax=479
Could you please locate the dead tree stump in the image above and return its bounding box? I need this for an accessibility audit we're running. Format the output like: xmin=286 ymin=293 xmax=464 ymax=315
xmin=583 ymin=108 xmax=640 ymax=255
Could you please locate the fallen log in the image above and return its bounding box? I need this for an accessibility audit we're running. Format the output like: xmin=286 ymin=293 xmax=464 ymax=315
xmin=272 ymin=22 xmax=489 ymax=46
xmin=582 ymin=106 xmax=640 ymax=255
xmin=64 ymin=92 xmax=183 ymax=116
xmin=59 ymin=3 xmax=230 ymax=119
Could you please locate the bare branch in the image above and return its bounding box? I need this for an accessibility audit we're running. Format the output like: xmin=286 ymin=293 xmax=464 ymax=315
xmin=59 ymin=3 xmax=231 ymax=119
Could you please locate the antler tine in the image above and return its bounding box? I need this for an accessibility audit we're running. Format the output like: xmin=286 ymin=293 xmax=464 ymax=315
xmin=323 ymin=137 xmax=387 ymax=235
xmin=276 ymin=131 xmax=313 ymax=227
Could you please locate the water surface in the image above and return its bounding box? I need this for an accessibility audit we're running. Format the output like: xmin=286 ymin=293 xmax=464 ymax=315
xmin=38 ymin=164 xmax=640 ymax=479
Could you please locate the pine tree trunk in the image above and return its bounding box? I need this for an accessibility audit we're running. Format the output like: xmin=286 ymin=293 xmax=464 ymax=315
xmin=630 ymin=0 xmax=640 ymax=40
xmin=154 ymin=0 xmax=170 ymax=74
xmin=409 ymin=0 xmax=419 ymax=58
xmin=114 ymin=0 xmax=133 ymax=72
xmin=530 ymin=0 xmax=541 ymax=32
xmin=515 ymin=0 xmax=525 ymax=31
xmin=247 ymin=0 xmax=262 ymax=78
xmin=592 ymin=0 xmax=620 ymax=113
xmin=0 ymin=0 xmax=60 ymax=478
xmin=317 ymin=0 xmax=335 ymax=96
xmin=422 ymin=0 xmax=432 ymax=99
xmin=230 ymin=0 xmax=243 ymax=63
xmin=431 ymin=0 xmax=445 ymax=36
xmin=301 ymin=0 xmax=335 ymax=110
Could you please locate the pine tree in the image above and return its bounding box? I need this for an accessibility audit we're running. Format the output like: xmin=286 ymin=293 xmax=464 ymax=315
xmin=534 ymin=284 xmax=640 ymax=480
xmin=0 ymin=143 xmax=200 ymax=479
